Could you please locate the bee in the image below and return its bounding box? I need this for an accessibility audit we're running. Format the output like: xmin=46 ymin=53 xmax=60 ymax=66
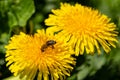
xmin=41 ymin=40 xmax=56 ymax=52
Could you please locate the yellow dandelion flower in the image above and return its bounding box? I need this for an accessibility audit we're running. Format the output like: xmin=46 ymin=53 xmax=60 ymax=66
xmin=45 ymin=3 xmax=118 ymax=55
xmin=5 ymin=29 xmax=76 ymax=80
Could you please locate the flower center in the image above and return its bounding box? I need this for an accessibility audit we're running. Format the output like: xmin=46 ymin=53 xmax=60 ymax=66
xmin=41 ymin=40 xmax=56 ymax=52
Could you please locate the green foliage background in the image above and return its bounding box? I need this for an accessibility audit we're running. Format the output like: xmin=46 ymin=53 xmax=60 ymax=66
xmin=0 ymin=0 xmax=120 ymax=80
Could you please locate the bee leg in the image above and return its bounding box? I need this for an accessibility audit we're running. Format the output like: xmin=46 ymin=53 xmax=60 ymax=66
xmin=51 ymin=45 xmax=55 ymax=49
xmin=41 ymin=49 xmax=44 ymax=52
xmin=41 ymin=44 xmax=47 ymax=52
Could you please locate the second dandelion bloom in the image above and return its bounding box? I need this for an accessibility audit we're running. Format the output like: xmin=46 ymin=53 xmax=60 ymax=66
xmin=5 ymin=29 xmax=76 ymax=80
xmin=45 ymin=3 xmax=118 ymax=55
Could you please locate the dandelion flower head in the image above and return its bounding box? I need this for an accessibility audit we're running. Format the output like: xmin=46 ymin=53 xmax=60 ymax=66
xmin=45 ymin=3 xmax=118 ymax=55
xmin=5 ymin=29 xmax=76 ymax=80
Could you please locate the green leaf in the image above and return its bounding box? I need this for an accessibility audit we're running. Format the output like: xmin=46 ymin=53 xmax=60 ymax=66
xmin=96 ymin=0 xmax=120 ymax=18
xmin=107 ymin=38 xmax=120 ymax=67
xmin=3 ymin=75 xmax=26 ymax=80
xmin=67 ymin=75 xmax=77 ymax=80
xmin=0 ymin=33 xmax=9 ymax=53
xmin=7 ymin=11 xmax=18 ymax=28
xmin=8 ymin=0 xmax=35 ymax=28
xmin=75 ymin=54 xmax=106 ymax=80
xmin=0 ymin=0 xmax=9 ymax=17
xmin=77 ymin=65 xmax=91 ymax=80
xmin=86 ymin=54 xmax=106 ymax=76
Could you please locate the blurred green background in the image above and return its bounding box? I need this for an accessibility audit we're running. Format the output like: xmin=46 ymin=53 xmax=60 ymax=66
xmin=0 ymin=0 xmax=120 ymax=80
